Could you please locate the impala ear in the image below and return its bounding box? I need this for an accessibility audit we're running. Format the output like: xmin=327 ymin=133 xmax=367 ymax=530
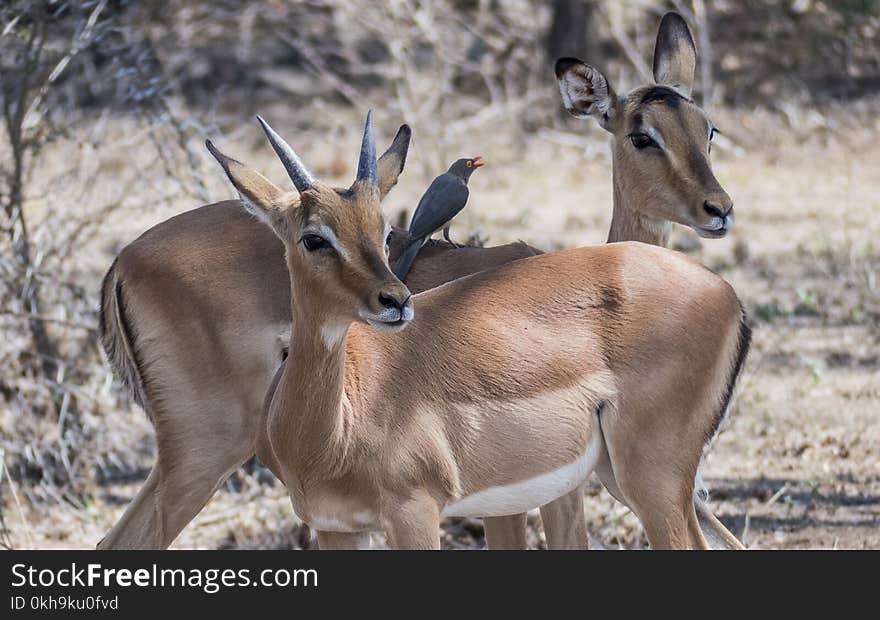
xmin=653 ymin=12 xmax=697 ymax=97
xmin=206 ymin=140 xmax=296 ymax=236
xmin=377 ymin=124 xmax=412 ymax=199
xmin=555 ymin=58 xmax=619 ymax=132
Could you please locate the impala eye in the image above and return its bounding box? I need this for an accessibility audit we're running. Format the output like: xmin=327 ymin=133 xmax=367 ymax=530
xmin=628 ymin=133 xmax=656 ymax=150
xmin=301 ymin=234 xmax=329 ymax=252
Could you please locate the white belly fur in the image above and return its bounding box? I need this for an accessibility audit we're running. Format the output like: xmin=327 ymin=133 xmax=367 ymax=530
xmin=441 ymin=430 xmax=603 ymax=518
xmin=293 ymin=506 xmax=378 ymax=534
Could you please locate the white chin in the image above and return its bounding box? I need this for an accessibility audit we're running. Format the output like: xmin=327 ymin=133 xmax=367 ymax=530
xmin=694 ymin=226 xmax=728 ymax=239
xmin=693 ymin=214 xmax=734 ymax=239
xmin=366 ymin=318 xmax=410 ymax=333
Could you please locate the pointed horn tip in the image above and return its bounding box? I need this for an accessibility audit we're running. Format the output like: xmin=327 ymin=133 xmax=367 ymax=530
xmin=363 ymin=110 xmax=375 ymax=139
xmin=255 ymin=115 xmax=272 ymax=134
xmin=356 ymin=109 xmax=378 ymax=185
xmin=256 ymin=115 xmax=283 ymax=142
xmin=255 ymin=114 xmax=315 ymax=192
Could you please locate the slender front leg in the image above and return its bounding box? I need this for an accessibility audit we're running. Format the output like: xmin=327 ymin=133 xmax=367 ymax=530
xmin=316 ymin=531 xmax=371 ymax=550
xmin=540 ymin=487 xmax=589 ymax=549
xmin=483 ymin=514 xmax=528 ymax=550
xmin=383 ymin=489 xmax=441 ymax=550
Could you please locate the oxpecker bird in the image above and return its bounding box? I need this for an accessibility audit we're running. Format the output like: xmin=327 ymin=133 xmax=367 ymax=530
xmin=392 ymin=156 xmax=484 ymax=281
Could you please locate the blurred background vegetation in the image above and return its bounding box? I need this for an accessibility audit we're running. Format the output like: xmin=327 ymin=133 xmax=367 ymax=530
xmin=1 ymin=0 xmax=878 ymax=549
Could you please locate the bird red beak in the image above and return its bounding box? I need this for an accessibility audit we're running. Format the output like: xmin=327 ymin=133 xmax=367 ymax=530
xmin=472 ymin=156 xmax=485 ymax=168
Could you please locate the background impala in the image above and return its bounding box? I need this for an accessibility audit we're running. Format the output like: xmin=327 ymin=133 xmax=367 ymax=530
xmin=1 ymin=1 xmax=877 ymax=550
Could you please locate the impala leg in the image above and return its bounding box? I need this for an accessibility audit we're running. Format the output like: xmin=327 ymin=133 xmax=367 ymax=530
xmin=599 ymin=406 xmax=708 ymax=550
xmin=596 ymin=444 xmax=742 ymax=550
xmin=97 ymin=466 xmax=163 ymax=549
xmin=483 ymin=514 xmax=528 ymax=549
xmin=609 ymin=460 xmax=704 ymax=550
xmin=383 ymin=490 xmax=441 ymax=550
xmin=99 ymin=454 xmax=250 ymax=549
xmin=99 ymin=448 xmax=252 ymax=550
xmin=316 ymin=531 xmax=371 ymax=550
xmin=99 ymin=399 xmax=256 ymax=550
xmin=540 ymin=487 xmax=589 ymax=549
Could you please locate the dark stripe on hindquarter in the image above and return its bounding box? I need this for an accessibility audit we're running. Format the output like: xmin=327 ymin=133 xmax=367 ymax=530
xmin=707 ymin=304 xmax=753 ymax=445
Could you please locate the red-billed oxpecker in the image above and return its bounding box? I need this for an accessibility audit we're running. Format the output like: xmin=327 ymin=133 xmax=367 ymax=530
xmin=393 ymin=156 xmax=484 ymax=281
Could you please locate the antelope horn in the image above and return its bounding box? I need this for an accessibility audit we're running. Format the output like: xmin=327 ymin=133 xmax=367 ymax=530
xmin=356 ymin=110 xmax=378 ymax=186
xmin=256 ymin=115 xmax=315 ymax=193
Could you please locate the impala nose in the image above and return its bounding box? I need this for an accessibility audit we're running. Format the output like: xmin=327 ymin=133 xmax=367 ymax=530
xmin=378 ymin=290 xmax=410 ymax=313
xmin=703 ymin=200 xmax=732 ymax=219
xmin=378 ymin=285 xmax=414 ymax=322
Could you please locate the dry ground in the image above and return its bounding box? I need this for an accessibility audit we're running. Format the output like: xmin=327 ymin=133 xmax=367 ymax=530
xmin=2 ymin=100 xmax=878 ymax=549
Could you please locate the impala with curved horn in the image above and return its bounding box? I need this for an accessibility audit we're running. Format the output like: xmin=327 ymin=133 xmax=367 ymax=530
xmin=213 ymin=112 xmax=749 ymax=550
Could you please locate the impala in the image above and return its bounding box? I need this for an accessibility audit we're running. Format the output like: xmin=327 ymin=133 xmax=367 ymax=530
xmin=97 ymin=11 xmax=742 ymax=550
xmin=212 ymin=111 xmax=748 ymax=550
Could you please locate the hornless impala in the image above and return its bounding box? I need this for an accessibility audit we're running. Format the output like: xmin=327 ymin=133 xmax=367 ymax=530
xmin=97 ymin=11 xmax=743 ymax=550
xmin=526 ymin=10 xmax=740 ymax=549
xmin=211 ymin=111 xmax=749 ymax=550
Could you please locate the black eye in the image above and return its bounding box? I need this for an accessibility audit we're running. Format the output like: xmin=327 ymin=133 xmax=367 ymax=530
xmin=629 ymin=133 xmax=656 ymax=150
xmin=301 ymin=234 xmax=329 ymax=252
xmin=708 ymin=128 xmax=716 ymax=153
xmin=385 ymin=231 xmax=393 ymax=252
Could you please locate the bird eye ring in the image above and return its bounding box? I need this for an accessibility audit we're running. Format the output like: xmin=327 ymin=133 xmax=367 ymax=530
xmin=466 ymin=161 xmax=472 ymax=167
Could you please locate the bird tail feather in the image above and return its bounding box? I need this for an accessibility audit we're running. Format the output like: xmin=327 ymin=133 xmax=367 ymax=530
xmin=392 ymin=240 xmax=423 ymax=282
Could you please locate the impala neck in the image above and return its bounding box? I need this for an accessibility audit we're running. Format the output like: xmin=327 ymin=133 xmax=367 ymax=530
xmin=607 ymin=163 xmax=670 ymax=247
xmin=275 ymin=290 xmax=352 ymax=467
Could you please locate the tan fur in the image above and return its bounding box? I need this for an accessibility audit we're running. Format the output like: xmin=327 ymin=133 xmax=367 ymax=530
xmin=517 ymin=10 xmax=742 ymax=549
xmin=604 ymin=87 xmax=731 ymax=245
xmin=558 ymin=11 xmax=732 ymax=247
xmin=98 ymin=13 xmax=743 ymax=552
xmin=243 ymin=145 xmax=745 ymax=549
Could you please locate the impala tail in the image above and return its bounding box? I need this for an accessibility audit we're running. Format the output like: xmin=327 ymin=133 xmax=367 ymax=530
xmin=99 ymin=259 xmax=147 ymax=413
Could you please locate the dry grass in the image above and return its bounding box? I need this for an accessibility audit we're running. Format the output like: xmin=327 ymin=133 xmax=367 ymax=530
xmin=1 ymin=98 xmax=878 ymax=549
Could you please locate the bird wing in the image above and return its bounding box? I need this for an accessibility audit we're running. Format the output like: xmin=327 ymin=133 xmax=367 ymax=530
xmin=406 ymin=174 xmax=469 ymax=241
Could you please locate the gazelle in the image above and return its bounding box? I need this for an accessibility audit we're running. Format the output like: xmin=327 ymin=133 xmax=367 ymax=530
xmin=97 ymin=11 xmax=742 ymax=550
xmin=213 ymin=111 xmax=749 ymax=550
